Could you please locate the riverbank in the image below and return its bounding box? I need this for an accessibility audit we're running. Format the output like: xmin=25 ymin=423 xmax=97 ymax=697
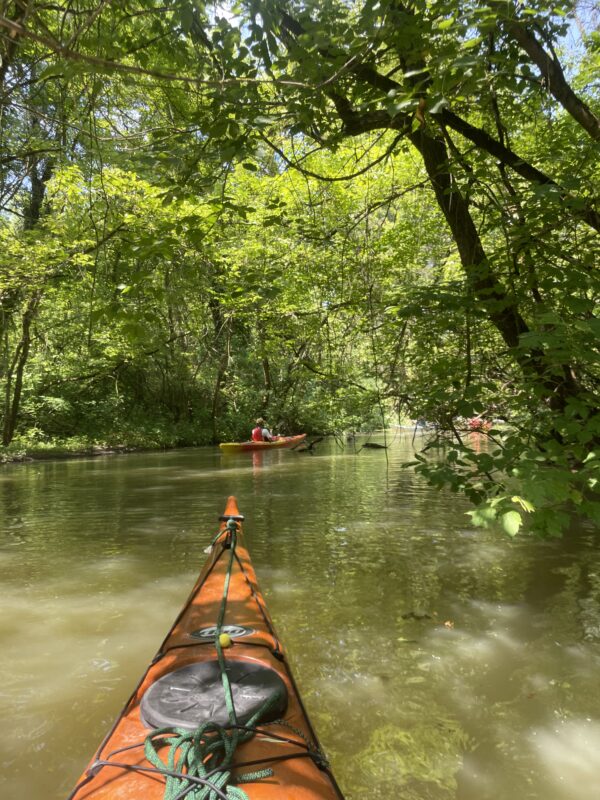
xmin=0 ymin=442 xmax=140 ymax=463
xmin=0 ymin=433 xmax=194 ymax=463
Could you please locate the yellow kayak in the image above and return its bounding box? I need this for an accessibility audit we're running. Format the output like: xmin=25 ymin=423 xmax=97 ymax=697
xmin=219 ymin=434 xmax=306 ymax=453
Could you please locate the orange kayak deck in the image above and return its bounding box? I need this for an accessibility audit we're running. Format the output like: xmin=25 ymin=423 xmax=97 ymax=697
xmin=219 ymin=434 xmax=306 ymax=453
xmin=68 ymin=497 xmax=344 ymax=800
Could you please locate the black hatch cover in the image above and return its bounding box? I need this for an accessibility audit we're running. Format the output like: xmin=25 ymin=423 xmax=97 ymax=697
xmin=140 ymin=659 xmax=288 ymax=730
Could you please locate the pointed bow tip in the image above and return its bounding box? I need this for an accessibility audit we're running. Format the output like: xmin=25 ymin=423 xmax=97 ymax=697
xmin=223 ymin=495 xmax=240 ymax=517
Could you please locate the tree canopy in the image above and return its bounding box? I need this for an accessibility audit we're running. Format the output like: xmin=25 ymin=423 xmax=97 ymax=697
xmin=0 ymin=0 xmax=598 ymax=535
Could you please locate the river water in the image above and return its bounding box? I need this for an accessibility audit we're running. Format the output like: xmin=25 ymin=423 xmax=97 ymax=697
xmin=1 ymin=434 xmax=600 ymax=799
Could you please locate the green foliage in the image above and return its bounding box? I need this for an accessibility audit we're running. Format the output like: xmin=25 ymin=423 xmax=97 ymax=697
xmin=0 ymin=0 xmax=598 ymax=535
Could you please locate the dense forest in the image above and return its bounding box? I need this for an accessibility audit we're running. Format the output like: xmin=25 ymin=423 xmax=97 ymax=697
xmin=0 ymin=0 xmax=598 ymax=536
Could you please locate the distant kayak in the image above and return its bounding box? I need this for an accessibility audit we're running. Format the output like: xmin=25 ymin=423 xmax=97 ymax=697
xmin=219 ymin=434 xmax=306 ymax=453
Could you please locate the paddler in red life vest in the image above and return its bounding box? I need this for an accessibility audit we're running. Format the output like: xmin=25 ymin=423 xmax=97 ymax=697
xmin=251 ymin=418 xmax=277 ymax=442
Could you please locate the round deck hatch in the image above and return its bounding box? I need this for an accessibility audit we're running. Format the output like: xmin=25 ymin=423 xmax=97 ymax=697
xmin=141 ymin=659 xmax=288 ymax=730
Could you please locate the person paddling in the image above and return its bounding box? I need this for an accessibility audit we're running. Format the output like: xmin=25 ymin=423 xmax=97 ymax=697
xmin=251 ymin=418 xmax=276 ymax=442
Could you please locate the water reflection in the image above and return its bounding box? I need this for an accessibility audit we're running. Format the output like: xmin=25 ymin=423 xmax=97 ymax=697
xmin=1 ymin=436 xmax=599 ymax=799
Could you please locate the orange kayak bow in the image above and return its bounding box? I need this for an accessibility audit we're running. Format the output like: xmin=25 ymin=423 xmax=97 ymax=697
xmin=68 ymin=497 xmax=344 ymax=800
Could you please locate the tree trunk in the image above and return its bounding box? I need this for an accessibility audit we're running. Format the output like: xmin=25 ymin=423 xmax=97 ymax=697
xmin=2 ymin=292 xmax=40 ymax=445
xmin=0 ymin=2 xmax=28 ymax=102
xmin=208 ymin=297 xmax=231 ymax=443
xmin=1 ymin=152 xmax=54 ymax=342
xmin=501 ymin=14 xmax=600 ymax=141
xmin=409 ymin=125 xmax=580 ymax=412
xmin=211 ymin=348 xmax=230 ymax=444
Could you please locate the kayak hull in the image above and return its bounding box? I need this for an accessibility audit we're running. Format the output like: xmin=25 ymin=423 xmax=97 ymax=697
xmin=219 ymin=434 xmax=306 ymax=453
xmin=69 ymin=496 xmax=344 ymax=800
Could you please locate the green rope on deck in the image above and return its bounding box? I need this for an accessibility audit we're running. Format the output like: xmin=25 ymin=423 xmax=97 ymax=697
xmin=143 ymin=700 xmax=280 ymax=800
xmin=145 ymin=519 xmax=281 ymax=800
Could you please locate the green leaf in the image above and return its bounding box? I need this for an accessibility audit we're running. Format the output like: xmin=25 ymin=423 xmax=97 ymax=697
xmin=253 ymin=116 xmax=275 ymax=129
xmin=467 ymin=506 xmax=497 ymax=528
xmin=437 ymin=17 xmax=456 ymax=30
xmin=511 ymin=495 xmax=535 ymax=513
xmin=38 ymin=64 xmax=66 ymax=81
xmin=429 ymin=97 xmax=449 ymax=114
xmin=387 ymin=99 xmax=414 ymax=116
xmin=502 ymin=511 xmax=522 ymax=537
xmin=477 ymin=453 xmax=495 ymax=472
xmin=179 ymin=4 xmax=194 ymax=32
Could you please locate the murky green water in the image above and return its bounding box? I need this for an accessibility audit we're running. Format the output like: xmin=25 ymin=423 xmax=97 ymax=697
xmin=1 ymin=434 xmax=600 ymax=799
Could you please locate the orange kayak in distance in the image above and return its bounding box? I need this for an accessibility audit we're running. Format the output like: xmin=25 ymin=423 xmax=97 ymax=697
xmin=219 ymin=434 xmax=306 ymax=453
xmin=68 ymin=496 xmax=344 ymax=800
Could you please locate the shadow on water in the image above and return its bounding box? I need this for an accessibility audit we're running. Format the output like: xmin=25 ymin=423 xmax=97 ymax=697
xmin=1 ymin=435 xmax=600 ymax=799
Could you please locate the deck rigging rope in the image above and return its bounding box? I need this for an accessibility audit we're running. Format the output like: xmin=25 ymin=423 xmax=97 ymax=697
xmin=145 ymin=517 xmax=281 ymax=800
